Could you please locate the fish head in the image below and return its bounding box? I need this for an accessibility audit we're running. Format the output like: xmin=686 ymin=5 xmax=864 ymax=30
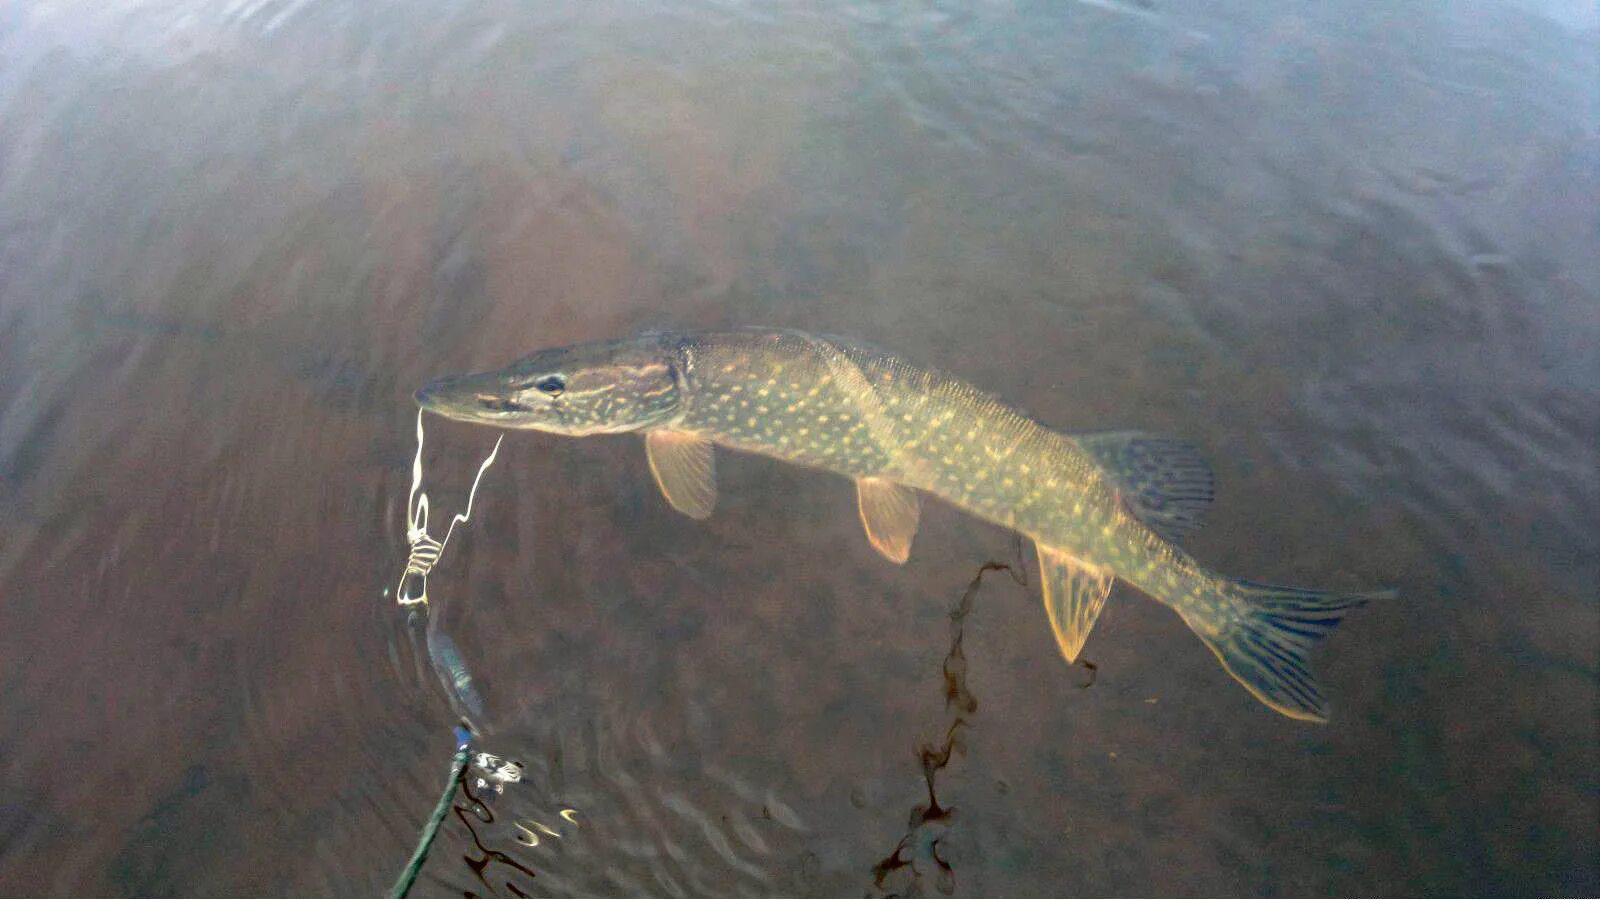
xmin=415 ymin=335 xmax=685 ymax=435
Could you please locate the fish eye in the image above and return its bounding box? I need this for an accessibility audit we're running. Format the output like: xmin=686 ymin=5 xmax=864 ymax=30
xmin=534 ymin=375 xmax=566 ymax=396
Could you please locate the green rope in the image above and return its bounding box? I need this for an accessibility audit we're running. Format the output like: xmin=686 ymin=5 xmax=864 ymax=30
xmin=390 ymin=741 xmax=472 ymax=898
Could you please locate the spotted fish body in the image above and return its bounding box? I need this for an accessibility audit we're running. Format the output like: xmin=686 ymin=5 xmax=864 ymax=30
xmin=677 ymin=332 xmax=1190 ymax=595
xmin=417 ymin=328 xmax=1392 ymax=722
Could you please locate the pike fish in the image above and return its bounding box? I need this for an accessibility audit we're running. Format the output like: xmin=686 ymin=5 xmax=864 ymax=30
xmin=417 ymin=329 xmax=1391 ymax=721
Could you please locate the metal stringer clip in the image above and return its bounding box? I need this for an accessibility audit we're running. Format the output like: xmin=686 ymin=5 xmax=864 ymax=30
xmin=397 ymin=409 xmax=503 ymax=607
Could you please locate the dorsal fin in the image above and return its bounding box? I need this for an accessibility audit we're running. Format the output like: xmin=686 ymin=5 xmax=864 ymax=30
xmin=1074 ymin=431 xmax=1214 ymax=542
xmin=1035 ymin=542 xmax=1115 ymax=663
xmin=855 ymin=477 xmax=921 ymax=563
xmin=645 ymin=430 xmax=716 ymax=519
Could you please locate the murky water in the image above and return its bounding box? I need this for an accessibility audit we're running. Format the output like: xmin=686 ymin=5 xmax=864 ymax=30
xmin=1 ymin=0 xmax=1595 ymax=895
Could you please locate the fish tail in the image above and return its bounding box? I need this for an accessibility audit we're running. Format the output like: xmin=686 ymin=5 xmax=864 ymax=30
xmin=1182 ymin=577 xmax=1395 ymax=722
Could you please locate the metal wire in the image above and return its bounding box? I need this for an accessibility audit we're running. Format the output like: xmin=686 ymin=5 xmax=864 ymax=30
xmin=397 ymin=409 xmax=502 ymax=607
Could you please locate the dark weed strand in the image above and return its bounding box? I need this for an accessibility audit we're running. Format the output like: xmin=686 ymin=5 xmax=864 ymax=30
xmin=873 ymin=551 xmax=1025 ymax=896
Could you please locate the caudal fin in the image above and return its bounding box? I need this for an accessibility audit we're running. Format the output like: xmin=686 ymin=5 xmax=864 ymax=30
xmin=1191 ymin=580 xmax=1395 ymax=722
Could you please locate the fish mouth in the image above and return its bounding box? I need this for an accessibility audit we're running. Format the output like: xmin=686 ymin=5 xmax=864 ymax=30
xmin=413 ymin=381 xmax=440 ymax=407
xmin=414 ymin=373 xmax=518 ymax=423
xmin=413 ymin=375 xmax=461 ymax=410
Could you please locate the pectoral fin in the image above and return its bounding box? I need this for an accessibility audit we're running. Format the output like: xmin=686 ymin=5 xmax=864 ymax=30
xmin=1035 ymin=542 xmax=1114 ymax=663
xmin=645 ymin=430 xmax=716 ymax=519
xmin=855 ymin=477 xmax=920 ymax=563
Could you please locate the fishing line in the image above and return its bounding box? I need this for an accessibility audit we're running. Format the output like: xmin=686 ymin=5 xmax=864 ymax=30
xmin=390 ymin=409 xmax=503 ymax=897
xmin=389 ymin=726 xmax=474 ymax=899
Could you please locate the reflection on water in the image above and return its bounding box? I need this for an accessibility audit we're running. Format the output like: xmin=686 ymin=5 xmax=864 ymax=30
xmin=453 ymin=777 xmax=541 ymax=897
xmin=0 ymin=0 xmax=1595 ymax=895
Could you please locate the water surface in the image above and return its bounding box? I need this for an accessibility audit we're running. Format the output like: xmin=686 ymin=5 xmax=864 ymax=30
xmin=0 ymin=0 xmax=1595 ymax=894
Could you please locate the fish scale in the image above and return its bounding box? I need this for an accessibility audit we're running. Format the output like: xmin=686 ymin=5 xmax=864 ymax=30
xmin=683 ymin=334 xmax=1149 ymax=572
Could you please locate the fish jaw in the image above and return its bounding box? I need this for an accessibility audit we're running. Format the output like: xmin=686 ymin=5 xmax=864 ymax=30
xmin=414 ymin=370 xmax=549 ymax=428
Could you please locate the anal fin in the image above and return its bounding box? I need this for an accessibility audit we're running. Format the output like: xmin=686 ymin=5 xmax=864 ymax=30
xmin=645 ymin=430 xmax=716 ymax=519
xmin=856 ymin=477 xmax=920 ymax=563
xmin=1035 ymin=542 xmax=1114 ymax=663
